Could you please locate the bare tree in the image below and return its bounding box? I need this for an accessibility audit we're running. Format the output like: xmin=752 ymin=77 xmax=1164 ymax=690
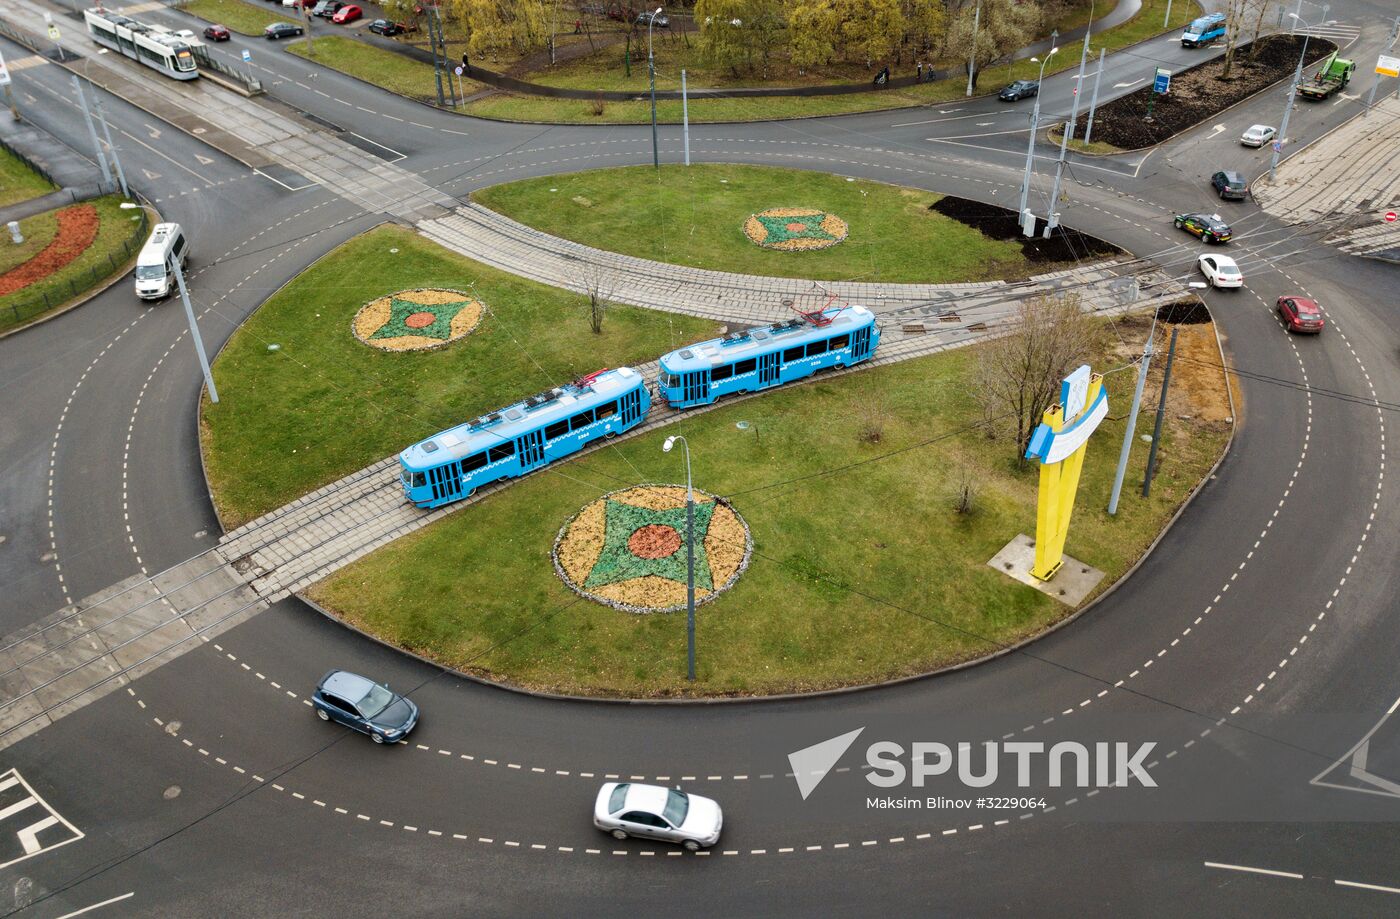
xmin=952 ymin=465 xmax=979 ymax=515
xmin=974 ymin=293 xmax=1101 ymax=463
xmin=581 ymin=265 xmax=613 ymax=334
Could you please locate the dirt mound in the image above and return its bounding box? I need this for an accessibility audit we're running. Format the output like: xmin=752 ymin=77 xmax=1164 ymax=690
xmin=1156 ymin=300 xmax=1211 ymax=324
xmin=930 ymin=196 xmax=1123 ymax=264
xmin=1073 ymin=35 xmax=1336 ymax=149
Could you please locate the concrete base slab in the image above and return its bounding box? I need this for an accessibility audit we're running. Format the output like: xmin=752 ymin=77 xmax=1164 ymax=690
xmin=987 ymin=534 xmax=1105 ymax=607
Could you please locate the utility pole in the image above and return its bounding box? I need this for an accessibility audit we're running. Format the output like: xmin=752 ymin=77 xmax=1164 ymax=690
xmin=663 ymin=436 xmax=696 ymax=682
xmin=1108 ymin=318 xmax=1155 ymax=514
xmin=426 ymin=5 xmax=446 ymax=106
xmin=1365 ymin=16 xmax=1400 ymax=117
xmin=965 ymin=0 xmax=980 ymax=97
xmin=1141 ymin=326 xmax=1179 ymax=497
xmin=647 ymin=7 xmax=661 ymax=170
xmin=1271 ymin=7 xmax=1329 ymax=180
xmin=71 ymin=76 xmax=113 ymax=191
xmin=1047 ymin=11 xmax=1093 ymax=235
xmin=1163 ymin=0 xmax=1172 ymax=30
xmin=681 ymin=69 xmax=690 ymax=166
xmin=1083 ymin=47 xmax=1105 ymax=145
xmin=89 ymin=81 xmax=128 ymax=198
xmin=1017 ymin=34 xmax=1057 ymax=236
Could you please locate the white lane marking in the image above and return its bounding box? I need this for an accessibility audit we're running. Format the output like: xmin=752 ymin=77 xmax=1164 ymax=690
xmin=1204 ymin=861 xmax=1303 ymax=879
xmin=54 ymin=893 xmax=136 ymax=919
xmin=1335 ymin=878 xmax=1400 ymax=895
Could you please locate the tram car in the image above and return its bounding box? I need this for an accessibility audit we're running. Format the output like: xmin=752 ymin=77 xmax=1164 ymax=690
xmin=84 ymin=9 xmax=199 ymax=81
xmin=399 ymin=367 xmax=650 ymax=509
xmin=656 ymin=305 xmax=880 ymax=409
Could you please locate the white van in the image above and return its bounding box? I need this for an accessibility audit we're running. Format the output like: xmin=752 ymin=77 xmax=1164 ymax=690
xmin=134 ymin=222 xmax=189 ymax=300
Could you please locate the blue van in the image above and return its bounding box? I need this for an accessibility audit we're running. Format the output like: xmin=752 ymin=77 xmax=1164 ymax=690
xmin=1181 ymin=12 xmax=1226 ymax=47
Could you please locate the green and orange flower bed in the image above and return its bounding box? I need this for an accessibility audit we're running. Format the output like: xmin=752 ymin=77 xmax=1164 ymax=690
xmin=743 ymin=207 xmax=848 ymax=252
xmin=0 ymin=204 xmax=99 ymax=297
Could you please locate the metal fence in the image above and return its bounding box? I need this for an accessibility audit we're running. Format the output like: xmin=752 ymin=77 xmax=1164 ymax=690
xmin=2 ymin=207 xmax=150 ymax=329
xmin=0 ymin=135 xmax=55 ymax=187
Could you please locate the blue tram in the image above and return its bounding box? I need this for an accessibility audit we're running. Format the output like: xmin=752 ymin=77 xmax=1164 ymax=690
xmin=399 ymin=367 xmax=650 ymax=508
xmin=656 ymin=305 xmax=880 ymax=409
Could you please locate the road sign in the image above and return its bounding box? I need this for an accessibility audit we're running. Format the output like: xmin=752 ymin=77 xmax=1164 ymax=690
xmin=1153 ymin=67 xmax=1171 ymax=94
xmin=1378 ymin=55 xmax=1400 ymax=78
xmin=241 ymin=49 xmax=251 ymax=62
xmin=0 ymin=52 xmax=10 ymax=87
xmin=1386 ymin=211 xmax=1398 ymax=223
xmin=1271 ymin=140 xmax=1283 ymax=152
xmin=454 ymin=65 xmax=463 ymax=76
xmin=47 ymin=25 xmax=60 ymax=40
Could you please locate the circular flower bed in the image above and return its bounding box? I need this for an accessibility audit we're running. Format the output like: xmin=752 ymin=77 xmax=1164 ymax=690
xmin=743 ymin=207 xmax=848 ymax=252
xmin=351 ymin=288 xmax=483 ymax=352
xmin=553 ymin=485 xmax=752 ymax=613
xmin=0 ymin=204 xmax=100 ymax=297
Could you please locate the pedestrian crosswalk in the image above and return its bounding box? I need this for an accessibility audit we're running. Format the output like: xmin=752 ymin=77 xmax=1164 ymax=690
xmin=0 ymin=770 xmax=83 ymax=871
xmin=1293 ymin=22 xmax=1362 ymax=46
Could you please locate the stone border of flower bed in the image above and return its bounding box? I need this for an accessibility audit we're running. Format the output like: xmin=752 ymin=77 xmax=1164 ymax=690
xmin=742 ymin=207 xmax=849 ymax=252
xmin=552 ymin=484 xmax=753 ymax=614
xmin=350 ymin=287 xmax=484 ymax=352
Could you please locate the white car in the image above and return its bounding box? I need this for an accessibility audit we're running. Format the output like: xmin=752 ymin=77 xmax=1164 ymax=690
xmin=1199 ymin=253 xmax=1243 ymax=288
xmin=1241 ymin=124 xmax=1277 ymax=147
xmin=593 ymin=782 xmax=723 ymax=850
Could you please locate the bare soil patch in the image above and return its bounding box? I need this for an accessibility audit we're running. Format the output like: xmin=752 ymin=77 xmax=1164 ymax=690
xmin=930 ymin=196 xmax=1123 ymax=264
xmin=1072 ymin=35 xmax=1336 ymax=149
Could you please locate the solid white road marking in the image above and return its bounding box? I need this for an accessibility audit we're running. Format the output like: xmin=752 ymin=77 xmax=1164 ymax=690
xmin=1205 ymin=861 xmax=1303 ymax=879
xmin=1335 ymin=879 xmax=1400 ymax=895
xmin=54 ymin=893 xmax=135 ymax=919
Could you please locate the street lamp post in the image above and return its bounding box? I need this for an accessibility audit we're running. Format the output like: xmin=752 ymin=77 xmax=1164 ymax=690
xmin=647 ymin=7 xmax=662 ymax=170
xmin=1017 ymin=40 xmax=1058 ymax=236
xmin=1271 ymin=10 xmax=1331 ymax=179
xmin=965 ymin=0 xmax=980 ymax=97
xmin=662 ymin=435 xmax=696 ymax=682
xmin=120 ymin=203 xmax=220 ymax=404
xmin=1046 ymin=11 xmax=1093 ymax=235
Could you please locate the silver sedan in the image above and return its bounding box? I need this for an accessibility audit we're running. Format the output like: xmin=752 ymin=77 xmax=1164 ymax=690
xmin=593 ymin=782 xmax=723 ymax=850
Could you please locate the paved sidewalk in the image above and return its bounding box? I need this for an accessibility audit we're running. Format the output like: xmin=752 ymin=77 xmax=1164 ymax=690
xmin=1252 ymin=95 xmax=1400 ymax=260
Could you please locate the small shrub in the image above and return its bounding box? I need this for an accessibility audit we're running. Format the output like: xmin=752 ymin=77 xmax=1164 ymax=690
xmin=589 ymin=94 xmax=606 ymax=117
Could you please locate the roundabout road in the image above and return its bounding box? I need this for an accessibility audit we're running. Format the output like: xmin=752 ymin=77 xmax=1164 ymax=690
xmin=1 ymin=2 xmax=1399 ymax=914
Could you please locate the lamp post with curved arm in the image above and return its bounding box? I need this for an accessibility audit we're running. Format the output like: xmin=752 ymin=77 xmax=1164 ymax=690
xmin=1270 ymin=9 xmax=1332 ymax=179
xmin=663 ymin=434 xmax=695 ymax=681
xmin=120 ymin=202 xmax=219 ymax=404
xmin=647 ymin=7 xmax=663 ymax=170
xmin=1017 ymin=40 xmax=1059 ymax=235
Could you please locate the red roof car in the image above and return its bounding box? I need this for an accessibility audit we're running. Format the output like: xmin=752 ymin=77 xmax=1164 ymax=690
xmin=1277 ymin=296 xmax=1323 ymax=334
xmin=332 ymin=4 xmax=362 ymax=23
xmin=203 ymin=24 xmax=231 ymax=41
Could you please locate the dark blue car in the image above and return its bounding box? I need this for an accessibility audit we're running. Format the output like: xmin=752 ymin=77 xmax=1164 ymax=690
xmin=312 ymin=670 xmax=419 ymax=744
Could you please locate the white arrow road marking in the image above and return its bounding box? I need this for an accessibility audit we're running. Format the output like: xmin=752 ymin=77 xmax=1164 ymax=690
xmin=141 ymin=168 xmax=161 ymax=180
xmin=937 ymin=108 xmax=962 ymax=114
xmin=143 ymin=123 xmax=160 ymax=139
xmin=1114 ymin=78 xmax=1145 ymax=89
xmin=1208 ymin=124 xmax=1226 ymax=138
xmin=977 ymin=122 xmax=994 ymax=126
xmin=195 ymin=153 xmax=215 ymax=165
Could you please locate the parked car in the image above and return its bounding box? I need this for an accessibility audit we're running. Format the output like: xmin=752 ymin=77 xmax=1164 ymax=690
xmin=1277 ymin=296 xmax=1324 ymax=333
xmin=998 ymin=80 xmax=1039 ymax=101
xmin=1241 ymin=124 xmax=1277 ymax=147
xmin=368 ymin=19 xmax=405 ymax=35
xmin=607 ymin=3 xmax=638 ymax=23
xmin=312 ymin=0 xmax=344 ymax=18
xmin=312 ymin=670 xmax=419 ymax=744
xmin=282 ymin=0 xmax=313 ymax=7
xmin=593 ymin=782 xmax=723 ymax=851
xmin=202 ymin=24 xmax=231 ymax=41
xmin=636 ymin=10 xmax=669 ymax=27
xmin=1174 ymin=212 xmax=1232 ymax=243
xmin=332 ymin=4 xmax=362 ymax=23
xmin=1211 ymin=170 xmax=1249 ymax=200
xmin=265 ymin=22 xmax=305 ymax=39
xmin=1198 ymin=253 xmax=1243 ymax=288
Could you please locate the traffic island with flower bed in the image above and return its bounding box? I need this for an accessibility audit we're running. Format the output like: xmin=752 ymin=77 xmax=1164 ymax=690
xmin=307 ymin=312 xmax=1233 ymax=698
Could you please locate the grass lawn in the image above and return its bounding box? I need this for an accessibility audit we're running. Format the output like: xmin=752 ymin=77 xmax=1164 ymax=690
xmin=180 ymin=0 xmax=294 ymax=35
xmin=0 ymin=196 xmax=147 ymax=334
xmin=0 ymin=147 xmax=55 ymax=209
xmin=466 ymin=0 xmax=1198 ymax=124
xmin=1047 ymin=125 xmax=1125 ymax=156
xmin=200 ymin=224 xmax=719 ymax=526
xmin=288 ymin=36 xmax=484 ymax=103
xmin=473 ymin=164 xmax=1067 ymax=284
xmin=310 ymin=313 xmax=1232 ymax=697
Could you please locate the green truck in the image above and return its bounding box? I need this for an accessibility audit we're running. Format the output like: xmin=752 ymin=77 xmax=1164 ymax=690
xmin=1298 ymin=51 xmax=1356 ymax=100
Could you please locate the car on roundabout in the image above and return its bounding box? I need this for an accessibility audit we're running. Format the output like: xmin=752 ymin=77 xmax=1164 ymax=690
xmin=593 ymin=782 xmax=723 ymax=851
xmin=1241 ymin=124 xmax=1277 ymax=147
xmin=1210 ymin=170 xmax=1249 ymax=200
xmin=998 ymin=79 xmax=1039 ymax=101
xmin=202 ymin=24 xmax=231 ymax=41
xmin=1277 ymin=295 xmax=1324 ymax=333
xmin=312 ymin=669 xmax=419 ymax=744
xmin=1198 ymin=253 xmax=1243 ymax=288
xmin=1174 ymin=212 xmax=1232 ymax=243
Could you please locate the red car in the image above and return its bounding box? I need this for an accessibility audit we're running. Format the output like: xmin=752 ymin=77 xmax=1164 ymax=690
xmin=1277 ymin=296 xmax=1324 ymax=334
xmin=332 ymin=4 xmax=362 ymax=23
xmin=203 ymin=24 xmax=231 ymax=41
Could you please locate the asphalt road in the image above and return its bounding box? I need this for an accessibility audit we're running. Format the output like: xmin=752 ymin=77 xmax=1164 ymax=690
xmin=1 ymin=0 xmax=1399 ymax=914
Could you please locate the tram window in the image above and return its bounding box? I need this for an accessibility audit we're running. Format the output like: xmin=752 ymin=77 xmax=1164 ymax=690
xmin=570 ymin=409 xmax=595 ymax=431
xmin=408 ymin=472 xmax=426 ymax=488
xmin=487 ymin=442 xmax=515 ymax=462
xmin=711 ymin=364 xmax=734 ymax=382
xmin=829 ymin=334 xmax=849 ymax=350
xmin=734 ymin=358 xmax=757 ymax=375
xmin=782 ymin=346 xmax=804 ymax=363
xmin=544 ymin=420 xmax=570 ymax=440
xmin=595 ymin=402 xmax=617 ymax=421
xmin=805 ymin=340 xmax=828 ymax=358
xmin=461 ymin=452 xmax=489 ymax=473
